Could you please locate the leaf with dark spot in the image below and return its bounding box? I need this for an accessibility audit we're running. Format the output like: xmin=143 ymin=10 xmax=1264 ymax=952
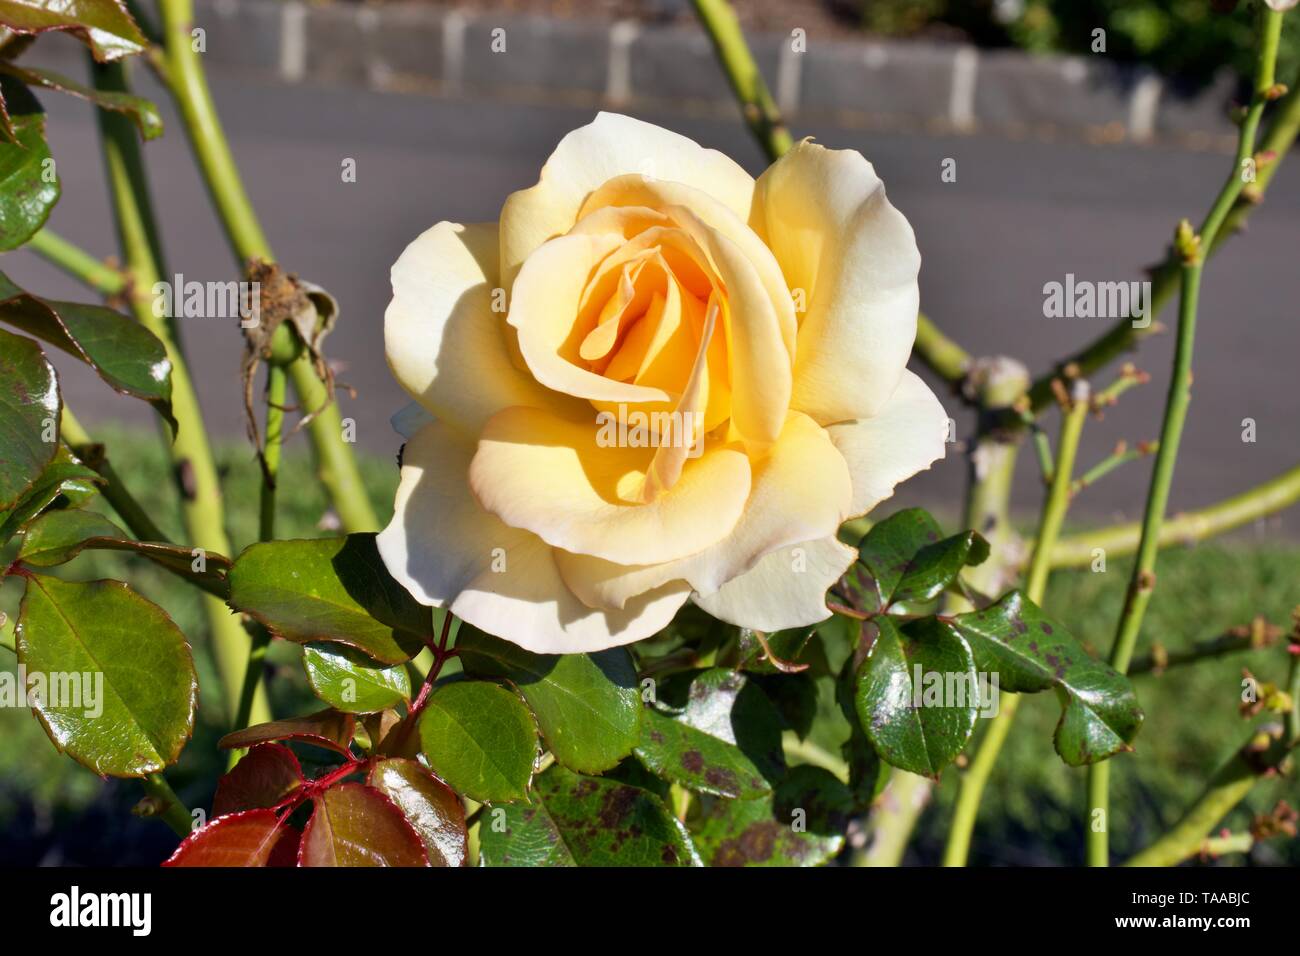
xmin=951 ymin=591 xmax=1143 ymax=765
xmin=478 ymin=764 xmax=700 ymax=867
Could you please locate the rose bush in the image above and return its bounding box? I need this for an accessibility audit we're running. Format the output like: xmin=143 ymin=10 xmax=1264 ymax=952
xmin=378 ymin=113 xmax=949 ymax=652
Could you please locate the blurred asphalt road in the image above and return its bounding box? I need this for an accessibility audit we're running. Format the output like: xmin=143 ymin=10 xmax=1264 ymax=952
xmin=6 ymin=69 xmax=1299 ymax=530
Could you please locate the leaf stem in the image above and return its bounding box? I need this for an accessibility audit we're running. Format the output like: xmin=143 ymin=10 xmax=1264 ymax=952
xmin=1050 ymin=462 xmax=1300 ymax=568
xmin=942 ymin=382 xmax=1090 ymax=866
xmin=25 ymin=229 xmax=128 ymax=296
xmin=141 ymin=771 xmax=192 ymax=837
xmin=155 ymin=0 xmax=377 ymax=533
xmin=1087 ymin=5 xmax=1285 ymax=868
xmin=92 ymin=57 xmax=269 ymax=729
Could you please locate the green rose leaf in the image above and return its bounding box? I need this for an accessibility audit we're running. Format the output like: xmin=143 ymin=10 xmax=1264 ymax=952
xmin=840 ymin=508 xmax=988 ymax=615
xmin=227 ymin=534 xmax=431 ymax=665
xmin=418 ymin=680 xmax=537 ymax=803
xmin=368 ymin=757 xmax=467 ymax=867
xmin=0 ymin=77 xmax=57 ymax=248
xmin=0 ymin=63 xmax=161 ymax=139
xmin=0 ymin=328 xmax=58 ymax=511
xmin=16 ymin=508 xmax=232 ymax=594
xmin=0 ymin=273 xmax=174 ymax=431
xmin=854 ymin=616 xmax=980 ymax=778
xmin=950 ymin=591 xmax=1144 ymax=765
xmin=299 ymin=783 xmax=429 ymax=867
xmin=15 ymin=573 xmax=197 ymax=777
xmin=691 ymin=766 xmax=856 ymax=867
xmin=0 ymin=0 xmax=148 ymax=62
xmin=218 ymin=707 xmax=356 ymax=759
xmin=0 ymin=446 xmax=102 ymax=545
xmin=213 ymin=742 xmax=305 ymax=816
xmin=456 ymin=624 xmax=640 ymax=774
xmin=163 ymin=810 xmax=299 ymax=867
xmin=633 ymin=668 xmax=786 ymax=798
xmin=303 ymin=642 xmax=410 ymax=714
xmin=478 ymin=763 xmax=701 ymax=867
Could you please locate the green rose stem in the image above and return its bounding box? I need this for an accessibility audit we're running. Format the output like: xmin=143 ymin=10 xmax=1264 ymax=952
xmin=92 ymin=58 xmax=270 ymax=729
xmin=1050 ymin=462 xmax=1300 ymax=568
xmin=942 ymin=380 xmax=1090 ymax=867
xmin=1086 ymin=5 xmax=1286 ymax=868
xmin=1016 ymin=60 xmax=1300 ymax=423
xmin=689 ymin=0 xmax=971 ymax=388
xmin=140 ymin=771 xmax=193 ymax=837
xmin=154 ymin=0 xmax=378 ymax=535
xmin=228 ymin=359 xmax=290 ymax=768
xmin=59 ymin=408 xmax=169 ymax=546
xmin=25 ymin=229 xmax=130 ymax=296
xmin=853 ymin=362 xmax=1028 ymax=866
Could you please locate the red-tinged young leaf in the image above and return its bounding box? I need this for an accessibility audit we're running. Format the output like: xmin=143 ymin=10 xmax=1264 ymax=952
xmin=0 ymin=63 xmax=161 ymax=138
xmin=163 ymin=810 xmax=300 ymax=867
xmin=298 ymin=783 xmax=430 ymax=867
xmin=218 ymin=708 xmax=356 ymax=758
xmin=368 ymin=757 xmax=467 ymax=867
xmin=0 ymin=0 xmax=147 ymax=61
xmin=213 ymin=743 xmax=306 ymax=817
xmin=0 ymin=327 xmax=58 ymax=511
xmin=16 ymin=574 xmax=197 ymax=777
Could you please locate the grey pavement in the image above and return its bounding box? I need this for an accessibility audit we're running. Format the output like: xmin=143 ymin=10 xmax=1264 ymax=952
xmin=4 ymin=64 xmax=1299 ymax=532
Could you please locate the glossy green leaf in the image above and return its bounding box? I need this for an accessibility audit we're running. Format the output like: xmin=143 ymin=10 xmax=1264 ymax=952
xmin=841 ymin=508 xmax=989 ymax=615
xmin=0 ymin=327 xmax=58 ymax=510
xmin=0 ymin=63 xmax=161 ymax=138
xmin=303 ymin=642 xmax=410 ymax=714
xmin=163 ymin=810 xmax=299 ymax=867
xmin=15 ymin=573 xmax=197 ymax=777
xmin=478 ymin=763 xmax=701 ymax=867
xmin=456 ymin=624 xmax=640 ymax=774
xmin=368 ymin=757 xmax=467 ymax=867
xmin=691 ymin=766 xmax=856 ymax=867
xmin=0 ymin=77 xmax=56 ymax=249
xmin=213 ymin=743 xmax=305 ymax=817
xmin=0 ymin=0 xmax=147 ymax=61
xmin=218 ymin=708 xmax=356 ymax=758
xmin=418 ymin=680 xmax=537 ymax=803
xmin=0 ymin=447 xmax=101 ymax=545
xmin=951 ymin=591 xmax=1144 ymax=765
xmin=854 ymin=616 xmax=979 ymax=778
xmin=735 ymin=627 xmax=818 ymax=674
xmin=228 ymin=534 xmax=431 ymax=666
xmin=299 ymin=782 xmax=429 ymax=867
xmin=16 ymin=508 xmax=231 ymax=593
xmin=0 ymin=273 xmax=174 ymax=430
xmin=633 ymin=668 xmax=786 ymax=798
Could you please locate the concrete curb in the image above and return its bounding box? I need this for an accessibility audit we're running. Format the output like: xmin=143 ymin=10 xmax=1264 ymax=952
xmin=158 ymin=0 xmax=1243 ymax=148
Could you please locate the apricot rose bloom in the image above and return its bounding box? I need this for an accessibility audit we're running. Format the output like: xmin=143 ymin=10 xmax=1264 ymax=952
xmin=377 ymin=113 xmax=948 ymax=653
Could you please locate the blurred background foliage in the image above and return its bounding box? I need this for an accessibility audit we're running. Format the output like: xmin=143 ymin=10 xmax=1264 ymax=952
xmin=1 ymin=425 xmax=1294 ymax=865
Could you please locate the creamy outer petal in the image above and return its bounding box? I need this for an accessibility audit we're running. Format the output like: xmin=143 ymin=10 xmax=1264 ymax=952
xmin=556 ymin=412 xmax=852 ymax=609
xmin=469 ymin=405 xmax=752 ymax=565
xmin=499 ymin=112 xmax=756 ymax=292
xmin=377 ymin=420 xmax=691 ymax=654
xmin=386 ymin=221 xmax=576 ymax=437
xmin=826 ymin=370 xmax=950 ymax=518
xmin=752 ymin=139 xmax=921 ymax=425
xmin=693 ymin=537 xmax=857 ymax=632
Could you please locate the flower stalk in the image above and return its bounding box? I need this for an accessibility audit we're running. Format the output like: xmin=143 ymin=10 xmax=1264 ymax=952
xmin=1086 ymin=4 xmax=1286 ymax=867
